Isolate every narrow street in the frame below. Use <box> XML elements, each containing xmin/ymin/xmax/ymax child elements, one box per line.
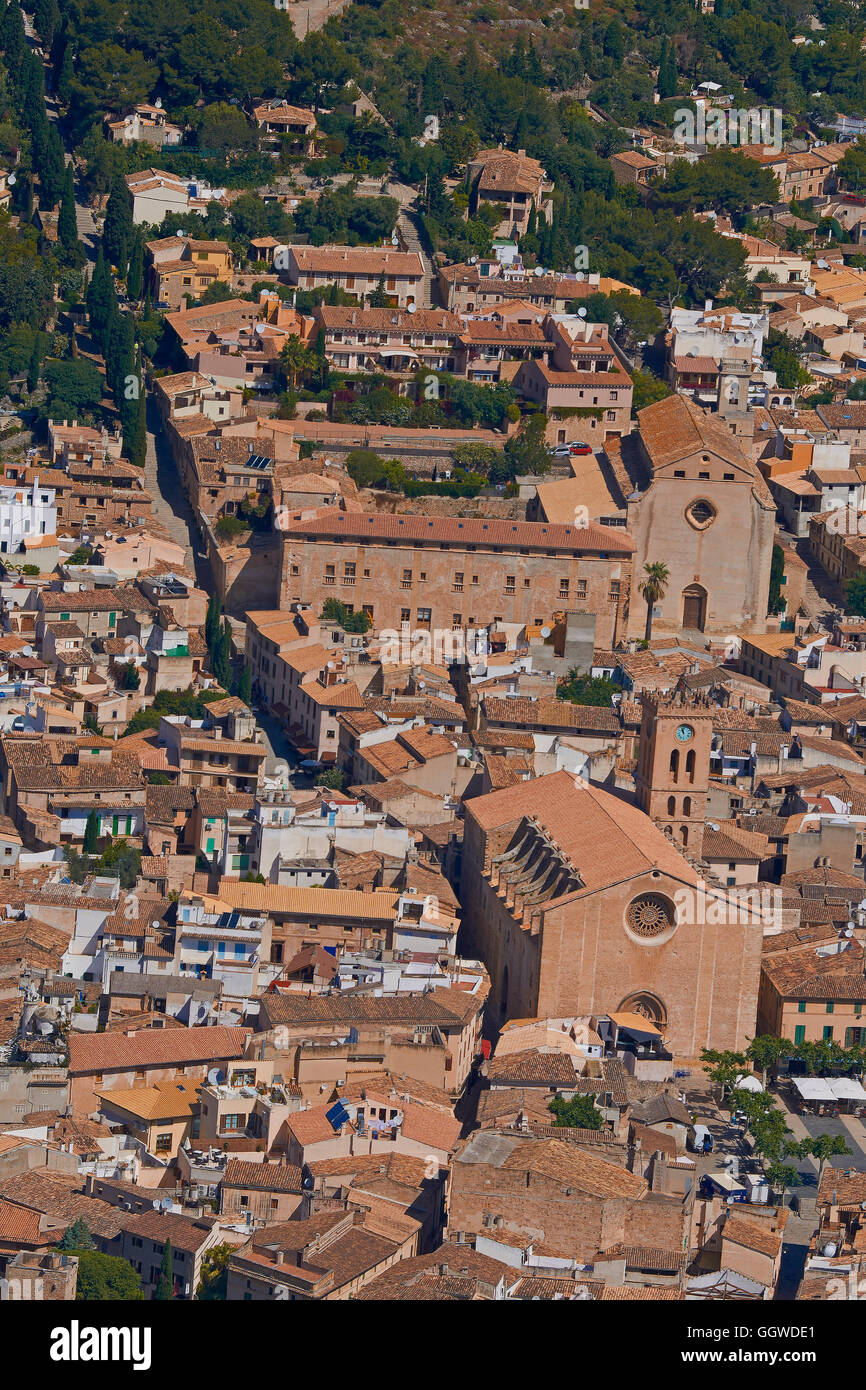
<box><xmin>144</xmin><ymin>397</ymin><xmax>209</xmax><ymax>588</ymax></box>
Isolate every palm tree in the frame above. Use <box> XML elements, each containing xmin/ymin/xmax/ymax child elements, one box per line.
<box><xmin>639</xmin><ymin>561</ymin><xmax>670</xmax><ymax>643</ymax></box>
<box><xmin>280</xmin><ymin>334</ymin><xmax>315</xmax><ymax>390</ymax></box>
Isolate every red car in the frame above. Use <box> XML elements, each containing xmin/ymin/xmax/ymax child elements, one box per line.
<box><xmin>569</xmin><ymin>442</ymin><xmax>592</xmax><ymax>455</ymax></box>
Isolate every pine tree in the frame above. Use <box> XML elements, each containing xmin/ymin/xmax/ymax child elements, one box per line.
<box><xmin>83</xmin><ymin>810</ymin><xmax>99</xmax><ymax>854</ymax></box>
<box><xmin>59</xmin><ymin>1218</ymin><xmax>95</xmax><ymax>1251</ymax></box>
<box><xmin>126</xmin><ymin>232</ymin><xmax>143</xmax><ymax>301</ymax></box>
<box><xmin>155</xmin><ymin>1241</ymin><xmax>173</xmax><ymax>1300</ymax></box>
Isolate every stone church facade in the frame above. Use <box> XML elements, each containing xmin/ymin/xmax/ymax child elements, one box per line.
<box><xmin>459</xmin><ymin>769</ymin><xmax>764</xmax><ymax>1056</ymax></box>
<box><xmin>609</xmin><ymin>394</ymin><xmax>776</xmax><ymax>640</ymax></box>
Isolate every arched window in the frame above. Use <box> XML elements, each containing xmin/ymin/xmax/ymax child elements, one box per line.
<box><xmin>670</xmin><ymin>749</ymin><xmax>679</xmax><ymax>782</ymax></box>
<box><xmin>683</xmin><ymin>795</ymin><xmax>692</xmax><ymax>817</ymax></box>
<box><xmin>686</xmin><ymin>749</ymin><xmax>695</xmax><ymax>784</ymax></box>
<box><xmin>680</xmin><ymin>825</ymin><xmax>689</xmax><ymax>846</ymax></box>
<box><xmin>667</xmin><ymin>795</ymin><xmax>676</xmax><ymax>816</ymax></box>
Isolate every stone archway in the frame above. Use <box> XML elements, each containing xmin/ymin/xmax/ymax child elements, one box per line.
<box><xmin>617</xmin><ymin>991</ymin><xmax>668</xmax><ymax>1030</ymax></box>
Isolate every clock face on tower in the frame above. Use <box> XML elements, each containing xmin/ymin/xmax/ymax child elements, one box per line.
<box><xmin>675</xmin><ymin>724</ymin><xmax>694</xmax><ymax>743</ymax></box>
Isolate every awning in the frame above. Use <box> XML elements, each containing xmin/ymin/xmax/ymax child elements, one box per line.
<box><xmin>793</xmin><ymin>1077</ymin><xmax>835</xmax><ymax>1101</ymax></box>
<box><xmin>735</xmin><ymin>1074</ymin><xmax>764</xmax><ymax>1093</ymax></box>
<box><xmin>829</xmin><ymin>1078</ymin><xmax>866</xmax><ymax>1101</ymax></box>
<box><xmin>609</xmin><ymin>1011</ymin><xmax>662</xmax><ymax>1039</ymax></box>
<box><xmin>793</xmin><ymin>1077</ymin><xmax>866</xmax><ymax>1102</ymax></box>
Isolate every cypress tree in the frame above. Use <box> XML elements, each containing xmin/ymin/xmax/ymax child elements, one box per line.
<box><xmin>55</xmin><ymin>39</ymin><xmax>73</xmax><ymax>105</ymax></box>
<box><xmin>0</xmin><ymin>3</ymin><xmax>26</xmax><ymax>73</ymax></box>
<box><xmin>58</xmin><ymin>162</ymin><xmax>79</xmax><ymax>257</ymax></box>
<box><xmin>213</xmin><ymin>622</ymin><xmax>232</xmax><ymax>690</ymax></box>
<box><xmin>122</xmin><ymin>380</ymin><xmax>146</xmax><ymax>468</ymax></box>
<box><xmin>155</xmin><ymin>1241</ymin><xmax>173</xmax><ymax>1300</ymax></box>
<box><xmin>205</xmin><ymin>594</ymin><xmax>221</xmax><ymax>651</ymax></box>
<box><xmin>36</xmin><ymin>123</ymin><xmax>66</xmax><ymax>208</ymax></box>
<box><xmin>34</xmin><ymin>0</ymin><xmax>60</xmax><ymax>47</ymax></box>
<box><xmin>658</xmin><ymin>38</ymin><xmax>677</xmax><ymax>100</ymax></box>
<box><xmin>83</xmin><ymin>810</ymin><xmax>99</xmax><ymax>854</ymax></box>
<box><xmin>87</xmin><ymin>250</ymin><xmax>113</xmax><ymax>343</ymax></box>
<box><xmin>234</xmin><ymin>664</ymin><xmax>252</xmax><ymax>705</ymax></box>
<box><xmin>104</xmin><ymin>175</ymin><xmax>133</xmax><ymax>277</ymax></box>
<box><xmin>27</xmin><ymin>336</ymin><xmax>42</xmax><ymax>393</ymax></box>
<box><xmin>126</xmin><ymin>232</ymin><xmax>143</xmax><ymax>301</ymax></box>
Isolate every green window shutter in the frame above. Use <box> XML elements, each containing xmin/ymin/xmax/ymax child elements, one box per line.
<box><xmin>112</xmin><ymin>815</ymin><xmax>119</xmax><ymax>836</ymax></box>
<box><xmin>108</xmin><ymin>612</ymin><xmax>116</xmax><ymax>627</ymax></box>
<box><xmin>206</xmin><ymin>838</ymin><xmax>215</xmax><ymax>854</ymax></box>
<box><xmin>794</xmin><ymin>1025</ymin><xmax>805</xmax><ymax>1045</ymax></box>
<box><xmin>823</xmin><ymin>1025</ymin><xmax>834</xmax><ymax>1041</ymax></box>
<box><xmin>60</xmin><ymin>612</ymin><xmax>70</xmax><ymax>622</ymax></box>
<box><xmin>798</xmin><ymin>1001</ymin><xmax>806</xmax><ymax>1013</ymax></box>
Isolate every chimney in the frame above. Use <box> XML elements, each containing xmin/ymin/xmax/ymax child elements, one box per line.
<box><xmin>704</xmin><ymin>299</ymin><xmax>713</xmax><ymax>313</ymax></box>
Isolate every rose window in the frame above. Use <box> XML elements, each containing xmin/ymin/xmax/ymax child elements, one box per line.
<box><xmin>626</xmin><ymin>893</ymin><xmax>674</xmax><ymax>939</ymax></box>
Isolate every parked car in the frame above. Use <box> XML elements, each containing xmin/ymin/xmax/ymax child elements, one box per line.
<box><xmin>569</xmin><ymin>442</ymin><xmax>592</xmax><ymax>455</ymax></box>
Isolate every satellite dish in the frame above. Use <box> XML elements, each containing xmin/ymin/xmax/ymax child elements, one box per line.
<box><xmin>6</xmin><ymin>173</ymin><xmax>15</xmax><ymax>186</ymax></box>
<box><xmin>540</xmin><ymin>626</ymin><xmax>551</xmax><ymax>638</ymax></box>
<box><xmin>534</xmin><ymin>266</ymin><xmax>545</xmax><ymax>277</ymax></box>
<box><xmin>207</xmin><ymin>1067</ymin><xmax>224</xmax><ymax>1086</ymax></box>
<box><xmin>406</xmin><ymin>303</ymin><xmax>417</xmax><ymax>313</ymax></box>
<box><xmin>577</xmin><ymin>307</ymin><xmax>587</xmax><ymax>318</ymax></box>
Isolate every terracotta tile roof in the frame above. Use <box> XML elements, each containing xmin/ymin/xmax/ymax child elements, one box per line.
<box><xmin>203</xmin><ymin>882</ymin><xmax>398</xmax><ymax>920</ymax></box>
<box><xmin>399</xmin><ymin>1104</ymin><xmax>462</xmax><ymax>1154</ymax></box>
<box><xmin>353</xmin><ymin>1244</ymin><xmax>516</xmax><ymax>1299</ymax></box>
<box><xmin>260</xmin><ymin>990</ymin><xmax>476</xmax><ymax>1030</ymax></box>
<box><xmin>600</xmin><ymin>1285</ymin><xmax>683</xmax><ymax>1300</ymax></box>
<box><xmin>497</xmin><ymin>1136</ymin><xmax>646</xmax><ymax>1200</ymax></box>
<box><xmin>0</xmin><ymin>1174</ymin><xmax>124</xmax><ymax>1239</ymax></box>
<box><xmin>702</xmin><ymin>825</ymin><xmax>767</xmax><ymax>861</ymax></box>
<box><xmin>487</xmin><ymin>1050</ymin><xmax>578</xmax><ymax>1087</ymax></box>
<box><xmin>475</xmin><ymin>147</ymin><xmax>548</xmax><ymax>194</ymax></box>
<box><xmin>282</xmin><ymin>509</ymin><xmax>635</xmax><ymax>555</ymax></box>
<box><xmin>465</xmin><ymin>769</ymin><xmax>699</xmax><ymax>896</ymax></box>
<box><xmin>722</xmin><ymin>1215</ymin><xmax>783</xmax><ymax>1259</ymax></box>
<box><xmin>599</xmin><ymin>1242</ymin><xmax>689</xmax><ymax>1271</ymax></box>
<box><xmin>68</xmin><ymin>1025</ymin><xmax>250</xmax><ymax>1076</ymax></box>
<box><xmin>0</xmin><ymin>1197</ymin><xmax>43</xmax><ymax>1244</ymax></box>
<box><xmin>222</xmin><ymin>1160</ymin><xmax>304</xmax><ymax>1193</ymax></box>
<box><xmin>290</xmin><ymin>245</ymin><xmax>423</xmax><ymax>278</ymax></box>
<box><xmin>96</xmin><ymin>1081</ymin><xmax>197</xmax><ymax>1122</ymax></box>
<box><xmin>317</xmin><ymin>306</ymin><xmax>460</xmax><ymax>333</ymax></box>
<box><xmin>118</xmin><ymin>1208</ymin><xmax>217</xmax><ymax>1252</ymax></box>
<box><xmin>484</xmin><ymin>696</ymin><xmax>620</xmax><ymax>732</ymax></box>
<box><xmin>817</xmin><ymin>1169</ymin><xmax>866</xmax><ymax>1206</ymax></box>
